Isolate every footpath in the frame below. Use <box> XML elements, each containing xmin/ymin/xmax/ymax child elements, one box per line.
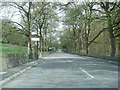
<box><xmin>0</xmin><ymin>59</ymin><xmax>43</xmax><ymax>89</ymax></box>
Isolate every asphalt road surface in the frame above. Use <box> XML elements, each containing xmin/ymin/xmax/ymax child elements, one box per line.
<box><xmin>3</xmin><ymin>52</ymin><xmax>118</xmax><ymax>88</ymax></box>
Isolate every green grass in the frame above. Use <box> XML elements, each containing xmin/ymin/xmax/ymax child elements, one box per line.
<box><xmin>1</xmin><ymin>43</ymin><xmax>28</xmax><ymax>55</ymax></box>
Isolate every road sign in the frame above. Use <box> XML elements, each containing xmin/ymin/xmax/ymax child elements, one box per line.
<box><xmin>32</xmin><ymin>32</ymin><xmax>37</xmax><ymax>35</ymax></box>
<box><xmin>31</xmin><ymin>38</ymin><xmax>40</xmax><ymax>41</ymax></box>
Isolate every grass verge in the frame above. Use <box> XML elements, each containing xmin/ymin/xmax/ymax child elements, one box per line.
<box><xmin>1</xmin><ymin>43</ymin><xmax>28</xmax><ymax>55</ymax></box>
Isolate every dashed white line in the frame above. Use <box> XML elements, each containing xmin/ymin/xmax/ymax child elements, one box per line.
<box><xmin>27</xmin><ymin>66</ymin><xmax>31</xmax><ymax>69</ymax></box>
<box><xmin>80</xmin><ymin>68</ymin><xmax>94</xmax><ymax>79</ymax></box>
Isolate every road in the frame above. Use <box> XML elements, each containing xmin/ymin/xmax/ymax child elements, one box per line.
<box><xmin>3</xmin><ymin>52</ymin><xmax>118</xmax><ymax>88</ymax></box>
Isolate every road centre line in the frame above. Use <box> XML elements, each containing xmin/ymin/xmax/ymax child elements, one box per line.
<box><xmin>80</xmin><ymin>68</ymin><xmax>94</xmax><ymax>79</ymax></box>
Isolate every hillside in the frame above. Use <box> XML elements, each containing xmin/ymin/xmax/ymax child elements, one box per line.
<box><xmin>1</xmin><ymin>43</ymin><xmax>28</xmax><ymax>55</ymax></box>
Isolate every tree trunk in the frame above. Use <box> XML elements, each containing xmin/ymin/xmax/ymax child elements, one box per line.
<box><xmin>73</xmin><ymin>28</ymin><xmax>76</xmax><ymax>53</ymax></box>
<box><xmin>85</xmin><ymin>27</ymin><xmax>89</xmax><ymax>54</ymax></box>
<box><xmin>86</xmin><ymin>39</ymin><xmax>89</xmax><ymax>54</ymax></box>
<box><xmin>100</xmin><ymin>2</ymin><xmax>116</xmax><ymax>57</ymax></box>
<box><xmin>28</xmin><ymin>2</ymin><xmax>33</xmax><ymax>59</ymax></box>
<box><xmin>28</xmin><ymin>36</ymin><xmax>33</xmax><ymax>59</ymax></box>
<box><xmin>44</xmin><ymin>28</ymin><xmax>47</xmax><ymax>52</ymax></box>
<box><xmin>36</xmin><ymin>41</ymin><xmax>39</xmax><ymax>59</ymax></box>
<box><xmin>108</xmin><ymin>19</ymin><xmax>116</xmax><ymax>57</ymax></box>
<box><xmin>39</xmin><ymin>28</ymin><xmax>42</xmax><ymax>57</ymax></box>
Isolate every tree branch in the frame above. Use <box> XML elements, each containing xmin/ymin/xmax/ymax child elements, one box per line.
<box><xmin>88</xmin><ymin>28</ymin><xmax>107</xmax><ymax>46</ymax></box>
<box><xmin>15</xmin><ymin>28</ymin><xmax>29</xmax><ymax>37</ymax></box>
<box><xmin>10</xmin><ymin>21</ymin><xmax>30</xmax><ymax>36</ymax></box>
<box><xmin>19</xmin><ymin>10</ymin><xmax>27</xmax><ymax>26</ymax></box>
<box><xmin>92</xmin><ymin>9</ymin><xmax>105</xmax><ymax>14</ymax></box>
<box><xmin>38</xmin><ymin>14</ymin><xmax>46</xmax><ymax>31</ymax></box>
<box><xmin>10</xmin><ymin>21</ymin><xmax>26</xmax><ymax>30</ymax></box>
<box><xmin>114</xmin><ymin>34</ymin><xmax>120</xmax><ymax>37</ymax></box>
<box><xmin>12</xmin><ymin>2</ymin><xmax>27</xmax><ymax>14</ymax></box>
<box><xmin>113</xmin><ymin>20</ymin><xmax>120</xmax><ymax>28</ymax></box>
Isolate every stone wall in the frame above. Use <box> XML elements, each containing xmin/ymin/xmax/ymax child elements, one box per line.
<box><xmin>1</xmin><ymin>54</ymin><xmax>30</xmax><ymax>70</ymax></box>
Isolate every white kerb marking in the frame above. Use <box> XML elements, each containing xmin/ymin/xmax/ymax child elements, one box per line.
<box><xmin>80</xmin><ymin>68</ymin><xmax>94</xmax><ymax>79</ymax></box>
<box><xmin>0</xmin><ymin>72</ymin><xmax>7</xmax><ymax>75</ymax></box>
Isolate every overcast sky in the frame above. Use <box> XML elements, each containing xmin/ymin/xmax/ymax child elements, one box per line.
<box><xmin>0</xmin><ymin>0</ymin><xmax>118</xmax><ymax>31</ymax></box>
<box><xmin>0</xmin><ymin>2</ymin><xmax>65</xmax><ymax>32</ymax></box>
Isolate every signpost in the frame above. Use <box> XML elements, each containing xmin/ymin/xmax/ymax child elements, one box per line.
<box><xmin>31</xmin><ymin>30</ymin><xmax>42</xmax><ymax>59</ymax></box>
<box><xmin>31</xmin><ymin>38</ymin><xmax>40</xmax><ymax>41</ymax></box>
<box><xmin>31</xmin><ymin>38</ymin><xmax>40</xmax><ymax>59</ymax></box>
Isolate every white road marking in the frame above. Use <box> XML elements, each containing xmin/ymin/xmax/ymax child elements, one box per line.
<box><xmin>27</xmin><ymin>66</ymin><xmax>31</xmax><ymax>69</ymax></box>
<box><xmin>85</xmin><ymin>64</ymin><xmax>98</xmax><ymax>65</ymax></box>
<box><xmin>43</xmin><ymin>57</ymin><xmax>87</xmax><ymax>59</ymax></box>
<box><xmin>80</xmin><ymin>68</ymin><xmax>94</xmax><ymax>79</ymax></box>
<box><xmin>60</xmin><ymin>60</ymin><xmax>73</xmax><ymax>62</ymax></box>
<box><xmin>0</xmin><ymin>72</ymin><xmax>7</xmax><ymax>75</ymax></box>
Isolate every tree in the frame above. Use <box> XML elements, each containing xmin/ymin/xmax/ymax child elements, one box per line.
<box><xmin>2</xmin><ymin>2</ymin><xmax>58</xmax><ymax>58</ymax></box>
<box><xmin>32</xmin><ymin>2</ymin><xmax>58</xmax><ymax>55</ymax></box>
<box><xmin>62</xmin><ymin>2</ymin><xmax>82</xmax><ymax>53</ymax></box>
<box><xmin>2</xmin><ymin>2</ymin><xmax>34</xmax><ymax>59</ymax></box>
<box><xmin>61</xmin><ymin>1</ymin><xmax>120</xmax><ymax>58</ymax></box>
<box><xmin>98</xmin><ymin>2</ymin><xmax>120</xmax><ymax>57</ymax></box>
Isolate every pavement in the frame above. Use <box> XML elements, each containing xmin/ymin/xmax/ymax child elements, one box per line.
<box><xmin>0</xmin><ymin>59</ymin><xmax>42</xmax><ymax>89</ymax></box>
<box><xmin>0</xmin><ymin>52</ymin><xmax>119</xmax><ymax>89</ymax></box>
